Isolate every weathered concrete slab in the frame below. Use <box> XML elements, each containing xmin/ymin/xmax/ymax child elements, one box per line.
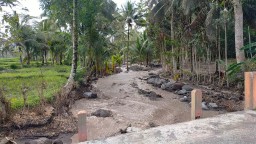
<box><xmin>81</xmin><ymin>111</ymin><xmax>256</xmax><ymax>144</ymax></box>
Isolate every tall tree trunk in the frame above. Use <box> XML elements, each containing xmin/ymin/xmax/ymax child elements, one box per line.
<box><xmin>126</xmin><ymin>25</ymin><xmax>130</xmax><ymax>71</ymax></box>
<box><xmin>67</xmin><ymin>0</ymin><xmax>78</xmax><ymax>85</ymax></box>
<box><xmin>19</xmin><ymin>47</ymin><xmax>23</xmax><ymax>64</ymax></box>
<box><xmin>234</xmin><ymin>0</ymin><xmax>245</xmax><ymax>63</ymax></box>
<box><xmin>225</xmin><ymin>21</ymin><xmax>229</xmax><ymax>87</ymax></box>
<box><xmin>60</xmin><ymin>52</ymin><xmax>63</xmax><ymax>65</ymax></box>
<box><xmin>248</xmin><ymin>26</ymin><xmax>252</xmax><ymax>58</ymax></box>
<box><xmin>26</xmin><ymin>49</ymin><xmax>30</xmax><ymax>65</ymax></box>
<box><xmin>42</xmin><ymin>51</ymin><xmax>44</xmax><ymax>65</ymax></box>
<box><xmin>146</xmin><ymin>52</ymin><xmax>149</xmax><ymax>67</ymax></box>
<box><xmin>171</xmin><ymin>12</ymin><xmax>176</xmax><ymax>73</ymax></box>
<box><xmin>44</xmin><ymin>50</ymin><xmax>47</xmax><ymax>64</ymax></box>
<box><xmin>190</xmin><ymin>44</ymin><xmax>193</xmax><ymax>73</ymax></box>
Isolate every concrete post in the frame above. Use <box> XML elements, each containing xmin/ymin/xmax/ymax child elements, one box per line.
<box><xmin>244</xmin><ymin>72</ymin><xmax>256</xmax><ymax>110</ymax></box>
<box><xmin>191</xmin><ymin>89</ymin><xmax>202</xmax><ymax>120</ymax></box>
<box><xmin>78</xmin><ymin>110</ymin><xmax>87</xmax><ymax>142</ymax></box>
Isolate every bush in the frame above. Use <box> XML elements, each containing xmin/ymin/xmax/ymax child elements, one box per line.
<box><xmin>10</xmin><ymin>64</ymin><xmax>19</xmax><ymax>69</ymax></box>
<box><xmin>35</xmin><ymin>62</ymin><xmax>42</xmax><ymax>67</ymax></box>
<box><xmin>0</xmin><ymin>67</ymin><xmax>5</xmax><ymax>71</ymax></box>
<box><xmin>74</xmin><ymin>68</ymin><xmax>86</xmax><ymax>85</ymax></box>
<box><xmin>22</xmin><ymin>65</ymin><xmax>31</xmax><ymax>68</ymax></box>
<box><xmin>56</xmin><ymin>68</ymin><xmax>68</xmax><ymax>73</ymax></box>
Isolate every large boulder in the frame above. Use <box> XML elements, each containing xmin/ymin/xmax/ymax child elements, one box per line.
<box><xmin>147</xmin><ymin>77</ymin><xmax>167</xmax><ymax>87</ymax></box>
<box><xmin>208</xmin><ymin>103</ymin><xmax>218</xmax><ymax>109</ymax></box>
<box><xmin>165</xmin><ymin>82</ymin><xmax>184</xmax><ymax>92</ymax></box>
<box><xmin>91</xmin><ymin>109</ymin><xmax>112</xmax><ymax>117</ymax></box>
<box><xmin>83</xmin><ymin>92</ymin><xmax>97</xmax><ymax>99</ymax></box>
<box><xmin>138</xmin><ymin>89</ymin><xmax>162</xmax><ymax>100</ymax></box>
<box><xmin>161</xmin><ymin>81</ymin><xmax>175</xmax><ymax>90</ymax></box>
<box><xmin>177</xmin><ymin>89</ymin><xmax>187</xmax><ymax>95</ymax></box>
<box><xmin>147</xmin><ymin>78</ymin><xmax>155</xmax><ymax>84</ymax></box>
<box><xmin>182</xmin><ymin>85</ymin><xmax>193</xmax><ymax>91</ymax></box>
<box><xmin>202</xmin><ymin>102</ymin><xmax>209</xmax><ymax>110</ymax></box>
<box><xmin>153</xmin><ymin>78</ymin><xmax>167</xmax><ymax>87</ymax></box>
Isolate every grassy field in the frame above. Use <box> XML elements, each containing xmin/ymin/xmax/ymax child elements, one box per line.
<box><xmin>0</xmin><ymin>58</ymin><xmax>70</xmax><ymax>109</ymax></box>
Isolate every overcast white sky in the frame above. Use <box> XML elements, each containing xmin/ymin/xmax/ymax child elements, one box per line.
<box><xmin>1</xmin><ymin>0</ymin><xmax>140</xmax><ymax>18</ymax></box>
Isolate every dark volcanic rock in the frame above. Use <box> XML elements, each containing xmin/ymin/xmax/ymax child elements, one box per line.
<box><xmin>83</xmin><ymin>92</ymin><xmax>97</xmax><ymax>99</ymax></box>
<box><xmin>161</xmin><ymin>81</ymin><xmax>175</xmax><ymax>90</ymax></box>
<box><xmin>138</xmin><ymin>89</ymin><xmax>162</xmax><ymax>100</ymax></box>
<box><xmin>177</xmin><ymin>89</ymin><xmax>187</xmax><ymax>95</ymax></box>
<box><xmin>171</xmin><ymin>83</ymin><xmax>184</xmax><ymax>91</ymax></box>
<box><xmin>147</xmin><ymin>78</ymin><xmax>155</xmax><ymax>84</ymax></box>
<box><xmin>182</xmin><ymin>85</ymin><xmax>193</xmax><ymax>91</ymax></box>
<box><xmin>92</xmin><ymin>109</ymin><xmax>112</xmax><ymax>117</ymax></box>
<box><xmin>147</xmin><ymin>77</ymin><xmax>167</xmax><ymax>88</ymax></box>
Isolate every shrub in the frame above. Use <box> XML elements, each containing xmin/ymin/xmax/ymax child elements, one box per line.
<box><xmin>10</xmin><ymin>64</ymin><xmax>19</xmax><ymax>69</ymax></box>
<box><xmin>56</xmin><ymin>68</ymin><xmax>68</xmax><ymax>73</ymax></box>
<box><xmin>74</xmin><ymin>68</ymin><xmax>86</xmax><ymax>85</ymax></box>
<box><xmin>0</xmin><ymin>67</ymin><xmax>5</xmax><ymax>71</ymax></box>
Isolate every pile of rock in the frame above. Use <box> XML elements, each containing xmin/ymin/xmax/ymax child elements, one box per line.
<box><xmin>145</xmin><ymin>73</ymin><xmax>223</xmax><ymax>111</ymax></box>
<box><xmin>147</xmin><ymin>76</ymin><xmax>168</xmax><ymax>88</ymax></box>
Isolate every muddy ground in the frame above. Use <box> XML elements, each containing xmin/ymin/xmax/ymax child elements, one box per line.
<box><xmin>1</xmin><ymin>65</ymin><xmax>244</xmax><ymax>143</ymax></box>
<box><xmin>70</xmin><ymin>67</ymin><xmax>223</xmax><ymax>142</ymax></box>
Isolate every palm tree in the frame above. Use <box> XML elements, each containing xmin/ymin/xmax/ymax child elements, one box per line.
<box><xmin>67</xmin><ymin>0</ymin><xmax>78</xmax><ymax>86</ymax></box>
<box><xmin>3</xmin><ymin>12</ymin><xmax>36</xmax><ymax>64</ymax></box>
<box><xmin>122</xmin><ymin>1</ymin><xmax>146</xmax><ymax>71</ymax></box>
<box><xmin>233</xmin><ymin>0</ymin><xmax>245</xmax><ymax>63</ymax></box>
<box><xmin>0</xmin><ymin>0</ymin><xmax>18</xmax><ymax>7</ymax></box>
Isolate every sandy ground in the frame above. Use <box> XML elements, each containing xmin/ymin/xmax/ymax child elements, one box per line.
<box><xmin>70</xmin><ymin>67</ymin><xmax>222</xmax><ymax>142</ymax></box>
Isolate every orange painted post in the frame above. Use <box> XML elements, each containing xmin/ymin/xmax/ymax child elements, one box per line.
<box><xmin>254</xmin><ymin>73</ymin><xmax>256</xmax><ymax>109</ymax></box>
<box><xmin>191</xmin><ymin>89</ymin><xmax>202</xmax><ymax>120</ymax></box>
<box><xmin>244</xmin><ymin>72</ymin><xmax>256</xmax><ymax>110</ymax></box>
<box><xmin>78</xmin><ymin>110</ymin><xmax>87</xmax><ymax>142</ymax></box>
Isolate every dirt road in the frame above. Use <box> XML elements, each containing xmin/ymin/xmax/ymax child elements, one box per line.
<box><xmin>70</xmin><ymin>67</ymin><xmax>222</xmax><ymax>142</ymax></box>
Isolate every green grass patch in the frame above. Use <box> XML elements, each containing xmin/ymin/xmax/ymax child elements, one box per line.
<box><xmin>0</xmin><ymin>58</ymin><xmax>70</xmax><ymax>109</ymax></box>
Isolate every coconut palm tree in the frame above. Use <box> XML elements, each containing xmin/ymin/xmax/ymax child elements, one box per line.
<box><xmin>122</xmin><ymin>0</ymin><xmax>146</xmax><ymax>71</ymax></box>
<box><xmin>67</xmin><ymin>0</ymin><xmax>78</xmax><ymax>86</ymax></box>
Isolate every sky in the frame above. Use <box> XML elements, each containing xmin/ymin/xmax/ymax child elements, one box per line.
<box><xmin>1</xmin><ymin>0</ymin><xmax>140</xmax><ymax>18</ymax></box>
<box><xmin>0</xmin><ymin>0</ymin><xmax>141</xmax><ymax>33</ymax></box>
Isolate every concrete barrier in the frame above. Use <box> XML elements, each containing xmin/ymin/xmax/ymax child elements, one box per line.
<box><xmin>244</xmin><ymin>72</ymin><xmax>256</xmax><ymax>110</ymax></box>
<box><xmin>191</xmin><ymin>89</ymin><xmax>202</xmax><ymax>120</ymax></box>
<box><xmin>78</xmin><ymin>111</ymin><xmax>87</xmax><ymax>142</ymax></box>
